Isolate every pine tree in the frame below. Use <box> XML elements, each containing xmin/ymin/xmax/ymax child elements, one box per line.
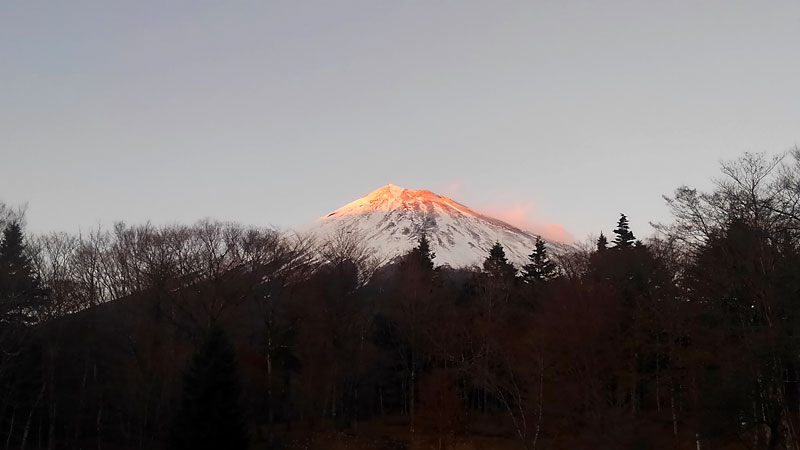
<box><xmin>0</xmin><ymin>222</ymin><xmax>47</xmax><ymax>450</ymax></box>
<box><xmin>405</xmin><ymin>234</ymin><xmax>435</xmax><ymax>272</ymax></box>
<box><xmin>612</xmin><ymin>214</ymin><xmax>636</xmax><ymax>249</ymax></box>
<box><xmin>596</xmin><ymin>232</ymin><xmax>608</xmax><ymax>252</ymax></box>
<box><xmin>171</xmin><ymin>327</ymin><xmax>249</xmax><ymax>450</ymax></box>
<box><xmin>0</xmin><ymin>222</ymin><xmax>46</xmax><ymax>326</ymax></box>
<box><xmin>522</xmin><ymin>237</ymin><xmax>558</xmax><ymax>283</ymax></box>
<box><xmin>483</xmin><ymin>242</ymin><xmax>517</xmax><ymax>280</ymax></box>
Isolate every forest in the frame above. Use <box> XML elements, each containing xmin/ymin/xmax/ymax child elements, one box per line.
<box><xmin>4</xmin><ymin>150</ymin><xmax>800</xmax><ymax>450</ymax></box>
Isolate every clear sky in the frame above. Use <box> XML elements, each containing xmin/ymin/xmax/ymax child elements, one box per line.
<box><xmin>2</xmin><ymin>1</ymin><xmax>799</xmax><ymax>242</ymax></box>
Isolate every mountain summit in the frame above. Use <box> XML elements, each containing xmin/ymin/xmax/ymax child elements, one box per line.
<box><xmin>309</xmin><ymin>184</ymin><xmax>559</xmax><ymax>267</ymax></box>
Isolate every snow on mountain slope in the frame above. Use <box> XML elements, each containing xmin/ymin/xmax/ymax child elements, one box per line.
<box><xmin>307</xmin><ymin>184</ymin><xmax>563</xmax><ymax>268</ymax></box>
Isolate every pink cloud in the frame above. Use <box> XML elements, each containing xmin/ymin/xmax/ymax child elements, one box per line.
<box><xmin>478</xmin><ymin>201</ymin><xmax>573</xmax><ymax>243</ymax></box>
<box><xmin>440</xmin><ymin>181</ymin><xmax>465</xmax><ymax>199</ymax></box>
<box><xmin>436</xmin><ymin>181</ymin><xmax>573</xmax><ymax>243</ymax></box>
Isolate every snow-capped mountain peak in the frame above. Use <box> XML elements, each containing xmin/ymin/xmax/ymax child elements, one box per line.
<box><xmin>310</xmin><ymin>184</ymin><xmax>557</xmax><ymax>268</ymax></box>
<box><xmin>326</xmin><ymin>184</ymin><xmax>477</xmax><ymax>219</ymax></box>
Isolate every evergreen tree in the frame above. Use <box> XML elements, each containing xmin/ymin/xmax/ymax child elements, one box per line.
<box><xmin>522</xmin><ymin>236</ymin><xmax>558</xmax><ymax>283</ymax></box>
<box><xmin>172</xmin><ymin>327</ymin><xmax>249</xmax><ymax>450</ymax></box>
<box><xmin>405</xmin><ymin>234</ymin><xmax>435</xmax><ymax>273</ymax></box>
<box><xmin>0</xmin><ymin>221</ymin><xmax>47</xmax><ymax>450</ymax></box>
<box><xmin>0</xmin><ymin>222</ymin><xmax>46</xmax><ymax>326</ymax></box>
<box><xmin>394</xmin><ymin>234</ymin><xmax>438</xmax><ymax>433</ymax></box>
<box><xmin>596</xmin><ymin>232</ymin><xmax>608</xmax><ymax>252</ymax></box>
<box><xmin>612</xmin><ymin>214</ymin><xmax>636</xmax><ymax>249</ymax></box>
<box><xmin>483</xmin><ymin>242</ymin><xmax>517</xmax><ymax>280</ymax></box>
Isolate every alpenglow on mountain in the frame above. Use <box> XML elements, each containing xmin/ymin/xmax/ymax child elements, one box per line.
<box><xmin>308</xmin><ymin>184</ymin><xmax>562</xmax><ymax>268</ymax></box>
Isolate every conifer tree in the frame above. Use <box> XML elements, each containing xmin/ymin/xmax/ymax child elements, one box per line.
<box><xmin>395</xmin><ymin>234</ymin><xmax>437</xmax><ymax>434</ymax></box>
<box><xmin>171</xmin><ymin>327</ymin><xmax>249</xmax><ymax>450</ymax></box>
<box><xmin>596</xmin><ymin>232</ymin><xmax>608</xmax><ymax>252</ymax></box>
<box><xmin>405</xmin><ymin>234</ymin><xmax>435</xmax><ymax>272</ymax></box>
<box><xmin>483</xmin><ymin>242</ymin><xmax>517</xmax><ymax>280</ymax></box>
<box><xmin>522</xmin><ymin>237</ymin><xmax>558</xmax><ymax>283</ymax></box>
<box><xmin>612</xmin><ymin>214</ymin><xmax>636</xmax><ymax>249</ymax></box>
<box><xmin>0</xmin><ymin>222</ymin><xmax>46</xmax><ymax>326</ymax></box>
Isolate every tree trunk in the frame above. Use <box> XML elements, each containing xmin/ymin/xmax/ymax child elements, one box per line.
<box><xmin>266</xmin><ymin>336</ymin><xmax>273</xmax><ymax>424</ymax></box>
<box><xmin>74</xmin><ymin>354</ymin><xmax>89</xmax><ymax>444</ymax></box>
<box><xmin>20</xmin><ymin>381</ymin><xmax>45</xmax><ymax>450</ymax></box>
<box><xmin>96</xmin><ymin>401</ymin><xmax>103</xmax><ymax>450</ymax></box>
<box><xmin>532</xmin><ymin>356</ymin><xmax>544</xmax><ymax>450</ymax></box>
<box><xmin>5</xmin><ymin>407</ymin><xmax>16</xmax><ymax>450</ymax></box>
<box><xmin>410</xmin><ymin>362</ymin><xmax>415</xmax><ymax>434</ymax></box>
<box><xmin>670</xmin><ymin>383</ymin><xmax>678</xmax><ymax>439</ymax></box>
<box><xmin>47</xmin><ymin>349</ymin><xmax>56</xmax><ymax>450</ymax></box>
<box><xmin>331</xmin><ymin>383</ymin><xmax>336</xmax><ymax>420</ymax></box>
<box><xmin>379</xmin><ymin>385</ymin><xmax>384</xmax><ymax>417</ymax></box>
<box><xmin>655</xmin><ymin>350</ymin><xmax>661</xmax><ymax>412</ymax></box>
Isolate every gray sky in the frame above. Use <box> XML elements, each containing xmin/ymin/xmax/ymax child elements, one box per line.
<box><xmin>2</xmin><ymin>1</ymin><xmax>799</xmax><ymax>242</ymax></box>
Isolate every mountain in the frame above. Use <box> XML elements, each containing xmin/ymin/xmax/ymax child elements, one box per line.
<box><xmin>308</xmin><ymin>184</ymin><xmax>564</xmax><ymax>268</ymax></box>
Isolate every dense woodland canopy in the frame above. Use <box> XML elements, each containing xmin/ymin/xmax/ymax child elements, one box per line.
<box><xmin>4</xmin><ymin>150</ymin><xmax>800</xmax><ymax>449</ymax></box>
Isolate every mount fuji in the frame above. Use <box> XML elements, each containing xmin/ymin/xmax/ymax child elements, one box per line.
<box><xmin>307</xmin><ymin>184</ymin><xmax>564</xmax><ymax>268</ymax></box>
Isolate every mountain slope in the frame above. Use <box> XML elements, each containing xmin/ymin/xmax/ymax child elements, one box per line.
<box><xmin>308</xmin><ymin>184</ymin><xmax>562</xmax><ymax>268</ymax></box>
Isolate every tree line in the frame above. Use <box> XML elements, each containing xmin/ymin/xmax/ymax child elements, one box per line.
<box><xmin>3</xmin><ymin>150</ymin><xmax>800</xmax><ymax>449</ymax></box>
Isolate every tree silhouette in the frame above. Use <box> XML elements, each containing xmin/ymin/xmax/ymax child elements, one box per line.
<box><xmin>0</xmin><ymin>222</ymin><xmax>46</xmax><ymax>326</ymax></box>
<box><xmin>171</xmin><ymin>327</ymin><xmax>249</xmax><ymax>450</ymax></box>
<box><xmin>405</xmin><ymin>234</ymin><xmax>435</xmax><ymax>273</ymax></box>
<box><xmin>483</xmin><ymin>242</ymin><xmax>517</xmax><ymax>281</ymax></box>
<box><xmin>612</xmin><ymin>214</ymin><xmax>636</xmax><ymax>249</ymax></box>
<box><xmin>596</xmin><ymin>232</ymin><xmax>608</xmax><ymax>252</ymax></box>
<box><xmin>522</xmin><ymin>237</ymin><xmax>558</xmax><ymax>283</ymax></box>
